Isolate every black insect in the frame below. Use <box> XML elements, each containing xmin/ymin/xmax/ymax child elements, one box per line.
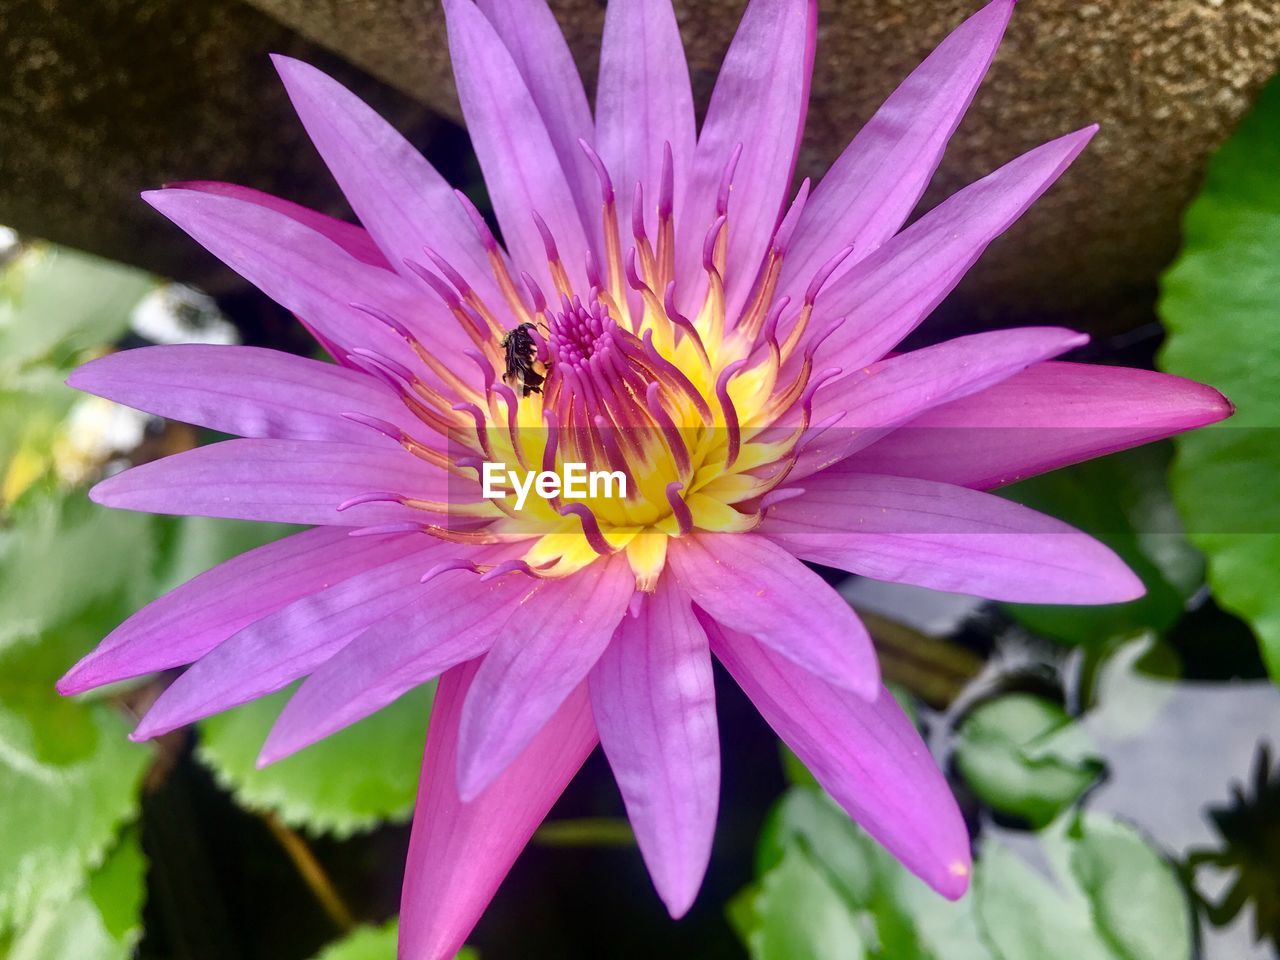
<box><xmin>500</xmin><ymin>322</ymin><xmax>546</xmax><ymax>397</ymax></box>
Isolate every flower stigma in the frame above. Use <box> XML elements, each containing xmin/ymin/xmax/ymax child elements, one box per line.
<box><xmin>345</xmin><ymin>142</ymin><xmax>842</xmax><ymax>591</ymax></box>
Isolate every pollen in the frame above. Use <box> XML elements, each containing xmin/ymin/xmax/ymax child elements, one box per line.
<box><xmin>351</xmin><ymin>143</ymin><xmax>840</xmax><ymax>588</ymax></box>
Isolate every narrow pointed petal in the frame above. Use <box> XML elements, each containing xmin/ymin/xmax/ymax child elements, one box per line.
<box><xmin>67</xmin><ymin>344</ymin><xmax>416</xmax><ymax>443</ymax></box>
<box><xmin>473</xmin><ymin>0</ymin><xmax>598</xmax><ymax>231</ymax></box>
<box><xmin>399</xmin><ymin>660</ymin><xmax>597</xmax><ymax>960</ymax></box>
<box><xmin>258</xmin><ymin>560</ymin><xmax>527</xmax><ymax>763</ymax></box>
<box><xmin>667</xmin><ymin>534</ymin><xmax>879</xmax><ymax>699</ymax></box>
<box><xmin>795</xmin><ymin>327</ymin><xmax>1088</xmax><ymax>477</ymax></box>
<box><xmin>443</xmin><ymin>0</ymin><xmax>589</xmax><ymax>289</ymax></box>
<box><xmin>456</xmin><ymin>555</ymin><xmax>634</xmax><ymax>800</ymax></box>
<box><xmin>596</xmin><ymin>0</ymin><xmax>696</xmax><ymax>237</ymax></box>
<box><xmin>678</xmin><ymin>0</ymin><xmax>817</xmax><ymax>316</ymax></box>
<box><xmin>142</xmin><ymin>188</ymin><xmax>473</xmax><ymax>370</ymax></box>
<box><xmin>806</xmin><ymin>127</ymin><xmax>1097</xmax><ymax>371</ymax></box>
<box><xmin>846</xmin><ymin>361</ymin><xmax>1235</xmax><ymax>489</ymax></box>
<box><xmin>762</xmin><ymin>472</ymin><xmax>1145</xmax><ymax>604</ymax></box>
<box><xmin>57</xmin><ymin>528</ymin><xmax>398</xmax><ymax>693</ymax></box>
<box><xmin>589</xmin><ymin>580</ymin><xmax>718</xmax><ymax>918</ymax></box>
<box><xmin>781</xmin><ymin>0</ymin><xmax>1014</xmax><ymax>294</ymax></box>
<box><xmin>89</xmin><ymin>439</ymin><xmax>454</xmax><ymax>526</ymax></box>
<box><xmin>706</xmin><ymin>621</ymin><xmax>972</xmax><ymax>900</ymax></box>
<box><xmin>172</xmin><ymin>180</ymin><xmax>390</xmax><ymax>268</ymax></box>
<box><xmin>132</xmin><ymin>537</ymin><xmax>453</xmax><ymax>739</ymax></box>
<box><xmin>272</xmin><ymin>56</ymin><xmax>505</xmax><ymax>304</ymax></box>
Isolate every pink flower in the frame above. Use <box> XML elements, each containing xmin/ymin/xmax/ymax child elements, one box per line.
<box><xmin>60</xmin><ymin>0</ymin><xmax>1230</xmax><ymax>955</ymax></box>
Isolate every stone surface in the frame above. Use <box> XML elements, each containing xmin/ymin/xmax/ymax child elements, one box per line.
<box><xmin>4</xmin><ymin>0</ymin><xmax>1279</xmax><ymax>325</ymax></box>
<box><xmin>245</xmin><ymin>0</ymin><xmax>1280</xmax><ymax>328</ymax></box>
<box><xmin>0</xmin><ymin>0</ymin><xmax>435</xmax><ymax>294</ymax></box>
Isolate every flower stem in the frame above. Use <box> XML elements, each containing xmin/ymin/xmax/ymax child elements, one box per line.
<box><xmin>263</xmin><ymin>812</ymin><xmax>356</xmax><ymax>933</ymax></box>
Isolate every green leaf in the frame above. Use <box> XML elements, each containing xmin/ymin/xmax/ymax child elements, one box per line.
<box><xmin>974</xmin><ymin>815</ymin><xmax>1192</xmax><ymax>960</ymax></box>
<box><xmin>0</xmin><ymin>492</ymin><xmax>158</xmax><ymax>653</ymax></box>
<box><xmin>311</xmin><ymin>922</ymin><xmax>398</xmax><ymax>960</ymax></box>
<box><xmin>1158</xmin><ymin>73</ymin><xmax>1280</xmax><ymax>680</ymax></box>
<box><xmin>1067</xmin><ymin>817</ymin><xmax>1193</xmax><ymax>960</ymax></box>
<box><xmin>756</xmin><ymin>787</ymin><xmax>989</xmax><ymax>960</ymax></box>
<box><xmin>974</xmin><ymin>829</ymin><xmax>1111</xmax><ymax>960</ymax></box>
<box><xmin>0</xmin><ymin>830</ymin><xmax>147</xmax><ymax>960</ymax></box>
<box><xmin>954</xmin><ymin>694</ymin><xmax>1101</xmax><ymax>827</ymax></box>
<box><xmin>153</xmin><ymin>515</ymin><xmax>300</xmax><ymax>596</ymax></box>
<box><xmin>0</xmin><ymin>244</ymin><xmax>153</xmax><ymax>377</ymax></box>
<box><xmin>84</xmin><ymin>829</ymin><xmax>147</xmax><ymax>947</ymax></box>
<box><xmin>736</xmin><ymin>845</ymin><xmax>866</xmax><ymax>960</ymax></box>
<box><xmin>757</xmin><ymin>787</ymin><xmax>878</xmax><ymax>907</ymax></box>
<box><xmin>1001</xmin><ymin>445</ymin><xmax>1202</xmax><ymax>645</ymax></box>
<box><xmin>198</xmin><ymin>682</ymin><xmax>434</xmax><ymax>837</ymax></box>
<box><xmin>0</xmin><ymin>627</ymin><xmax>150</xmax><ymax>934</ymax></box>
<box><xmin>310</xmin><ymin>921</ymin><xmax>477</xmax><ymax>960</ymax></box>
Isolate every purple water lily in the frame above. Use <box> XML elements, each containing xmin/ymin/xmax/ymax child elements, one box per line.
<box><xmin>59</xmin><ymin>0</ymin><xmax>1229</xmax><ymax>955</ymax></box>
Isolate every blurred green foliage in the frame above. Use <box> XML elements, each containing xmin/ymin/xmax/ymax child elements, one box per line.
<box><xmin>1160</xmin><ymin>73</ymin><xmax>1280</xmax><ymax>682</ymax></box>
<box><xmin>1</xmin><ymin>831</ymin><xmax>146</xmax><ymax>960</ymax></box>
<box><xmin>733</xmin><ymin>765</ymin><xmax>1192</xmax><ymax>960</ymax></box>
<box><xmin>0</xmin><ymin>244</ymin><xmax>156</xmax><ymax>955</ymax></box>
<box><xmin>1001</xmin><ymin>445</ymin><xmax>1203</xmax><ymax>646</ymax></box>
<box><xmin>198</xmin><ymin>683</ymin><xmax>433</xmax><ymax>838</ymax></box>
<box><xmin>0</xmin><ymin>242</ymin><xmax>438</xmax><ymax>955</ymax></box>
<box><xmin>309</xmin><ymin>920</ymin><xmax>477</xmax><ymax>960</ymax></box>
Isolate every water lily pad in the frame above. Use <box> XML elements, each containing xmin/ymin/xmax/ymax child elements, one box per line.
<box><xmin>974</xmin><ymin>815</ymin><xmax>1193</xmax><ymax>960</ymax></box>
<box><xmin>731</xmin><ymin>843</ymin><xmax>866</xmax><ymax>960</ymax></box>
<box><xmin>752</xmin><ymin>786</ymin><xmax>987</xmax><ymax>960</ymax></box>
<box><xmin>954</xmin><ymin>693</ymin><xmax>1101</xmax><ymax>827</ymax></box>
<box><xmin>1158</xmin><ymin>74</ymin><xmax>1280</xmax><ymax>681</ymax></box>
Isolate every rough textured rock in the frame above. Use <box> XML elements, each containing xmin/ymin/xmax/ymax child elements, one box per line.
<box><xmin>0</xmin><ymin>0</ymin><xmax>435</xmax><ymax>294</ymax></box>
<box><xmin>4</xmin><ymin>0</ymin><xmax>1278</xmax><ymax>325</ymax></box>
<box><xmin>244</xmin><ymin>0</ymin><xmax>1280</xmax><ymax>328</ymax></box>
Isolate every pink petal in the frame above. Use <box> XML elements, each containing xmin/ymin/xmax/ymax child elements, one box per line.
<box><xmin>846</xmin><ymin>361</ymin><xmax>1235</xmax><ymax>489</ymax></box>
<box><xmin>131</xmin><ymin>536</ymin><xmax>455</xmax><ymax>739</ymax></box>
<box><xmin>589</xmin><ymin>579</ymin><xmax>718</xmax><ymax>918</ymax></box>
<box><xmin>142</xmin><ymin>188</ymin><xmax>475</xmax><ymax>374</ymax></box>
<box><xmin>795</xmin><ymin>326</ymin><xmax>1088</xmax><ymax>477</ymax></box>
<box><xmin>761</xmin><ymin>472</ymin><xmax>1145</xmax><ymax>604</ymax></box>
<box><xmin>57</xmin><ymin>527</ymin><xmax>398</xmax><ymax>694</ymax></box>
<box><xmin>258</xmin><ymin>557</ymin><xmax>528</xmax><ymax>764</ymax></box>
<box><xmin>780</xmin><ymin>0</ymin><xmax>1014</xmax><ymax>296</ymax></box>
<box><xmin>472</xmin><ymin>0</ymin><xmax>598</xmax><ymax>233</ymax></box>
<box><xmin>67</xmin><ymin>344</ymin><xmax>416</xmax><ymax>443</ymax></box>
<box><xmin>271</xmin><ymin>56</ymin><xmax>505</xmax><ymax>304</ymax></box>
<box><xmin>443</xmin><ymin>0</ymin><xmax>590</xmax><ymax>291</ymax></box>
<box><xmin>804</xmin><ymin>127</ymin><xmax>1097</xmax><ymax>371</ymax></box>
<box><xmin>456</xmin><ymin>555</ymin><xmax>634</xmax><ymax>800</ymax></box>
<box><xmin>89</xmin><ymin>438</ymin><xmax>458</xmax><ymax>526</ymax></box>
<box><xmin>595</xmin><ymin>0</ymin><xmax>696</xmax><ymax>238</ymax></box>
<box><xmin>677</xmin><ymin>0</ymin><xmax>817</xmax><ymax>318</ymax></box>
<box><xmin>399</xmin><ymin>660</ymin><xmax>596</xmax><ymax>960</ymax></box>
<box><xmin>706</xmin><ymin>620</ymin><xmax>972</xmax><ymax>900</ymax></box>
<box><xmin>666</xmin><ymin>534</ymin><xmax>879</xmax><ymax>699</ymax></box>
<box><xmin>171</xmin><ymin>180</ymin><xmax>390</xmax><ymax>268</ymax></box>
